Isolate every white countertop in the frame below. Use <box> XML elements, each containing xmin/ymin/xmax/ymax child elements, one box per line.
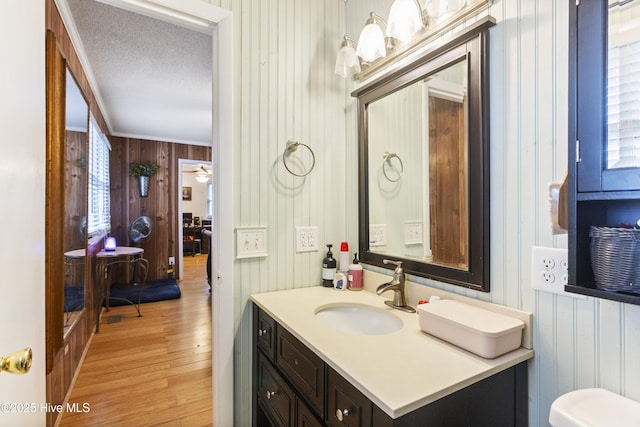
<box><xmin>251</xmin><ymin>286</ymin><xmax>534</xmax><ymax>419</ymax></box>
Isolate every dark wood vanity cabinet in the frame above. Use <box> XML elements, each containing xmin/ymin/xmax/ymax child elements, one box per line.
<box><xmin>253</xmin><ymin>305</ymin><xmax>528</xmax><ymax>427</ymax></box>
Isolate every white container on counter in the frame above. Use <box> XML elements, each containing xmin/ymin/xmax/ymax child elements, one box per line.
<box><xmin>417</xmin><ymin>299</ymin><xmax>524</xmax><ymax>359</ymax></box>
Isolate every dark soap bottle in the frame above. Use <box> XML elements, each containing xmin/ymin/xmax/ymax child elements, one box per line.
<box><xmin>322</xmin><ymin>244</ymin><xmax>337</xmax><ymax>287</ymax></box>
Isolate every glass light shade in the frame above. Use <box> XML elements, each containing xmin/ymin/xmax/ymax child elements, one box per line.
<box><xmin>425</xmin><ymin>0</ymin><xmax>441</xmax><ymax>17</ymax></box>
<box><xmin>335</xmin><ymin>44</ymin><xmax>361</xmax><ymax>77</ymax></box>
<box><xmin>356</xmin><ymin>20</ymin><xmax>387</xmax><ymax>62</ymax></box>
<box><xmin>387</xmin><ymin>0</ymin><xmax>424</xmax><ymax>42</ymax></box>
<box><xmin>196</xmin><ymin>173</ymin><xmax>209</xmax><ymax>183</ymax></box>
<box><xmin>448</xmin><ymin>0</ymin><xmax>466</xmax><ymax>12</ymax></box>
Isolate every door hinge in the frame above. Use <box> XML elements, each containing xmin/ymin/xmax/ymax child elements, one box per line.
<box><xmin>576</xmin><ymin>140</ymin><xmax>581</xmax><ymax>162</ymax></box>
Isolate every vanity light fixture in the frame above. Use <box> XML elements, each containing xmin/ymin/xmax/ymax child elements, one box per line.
<box><xmin>356</xmin><ymin>12</ymin><xmax>389</xmax><ymax>63</ymax></box>
<box><xmin>387</xmin><ymin>0</ymin><xmax>427</xmax><ymax>43</ymax></box>
<box><xmin>334</xmin><ymin>36</ymin><xmax>361</xmax><ymax>78</ymax></box>
<box><xmin>338</xmin><ymin>0</ymin><xmax>483</xmax><ymax>79</ymax></box>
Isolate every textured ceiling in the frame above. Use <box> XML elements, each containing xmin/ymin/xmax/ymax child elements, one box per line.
<box><xmin>66</xmin><ymin>0</ymin><xmax>212</xmax><ymax>145</ymax></box>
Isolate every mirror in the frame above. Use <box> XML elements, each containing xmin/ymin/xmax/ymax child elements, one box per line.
<box><xmin>354</xmin><ymin>18</ymin><xmax>494</xmax><ymax>291</ymax></box>
<box><xmin>63</xmin><ymin>68</ymin><xmax>89</xmax><ymax>335</ymax></box>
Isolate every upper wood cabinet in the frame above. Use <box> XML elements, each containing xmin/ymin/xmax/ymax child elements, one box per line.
<box><xmin>567</xmin><ymin>0</ymin><xmax>640</xmax><ymax>305</ymax></box>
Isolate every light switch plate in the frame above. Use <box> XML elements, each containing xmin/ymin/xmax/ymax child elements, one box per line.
<box><xmin>236</xmin><ymin>227</ymin><xmax>267</xmax><ymax>259</ymax></box>
<box><xmin>370</xmin><ymin>224</ymin><xmax>387</xmax><ymax>247</ymax></box>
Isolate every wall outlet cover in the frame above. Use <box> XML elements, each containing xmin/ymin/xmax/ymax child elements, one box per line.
<box><xmin>236</xmin><ymin>227</ymin><xmax>268</xmax><ymax>259</ymax></box>
<box><xmin>404</xmin><ymin>221</ymin><xmax>423</xmax><ymax>245</ymax></box>
<box><xmin>296</xmin><ymin>226</ymin><xmax>319</xmax><ymax>252</ymax></box>
<box><xmin>531</xmin><ymin>246</ymin><xmax>585</xmax><ymax>299</ymax></box>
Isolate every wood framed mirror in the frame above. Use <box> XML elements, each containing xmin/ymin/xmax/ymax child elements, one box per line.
<box><xmin>353</xmin><ymin>18</ymin><xmax>494</xmax><ymax>291</ymax></box>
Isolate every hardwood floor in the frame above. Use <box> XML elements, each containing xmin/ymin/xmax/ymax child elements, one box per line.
<box><xmin>60</xmin><ymin>255</ymin><xmax>212</xmax><ymax>427</ymax></box>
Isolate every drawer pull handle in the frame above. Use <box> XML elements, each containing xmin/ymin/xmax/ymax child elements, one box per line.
<box><xmin>336</xmin><ymin>408</ymin><xmax>350</xmax><ymax>421</ymax></box>
<box><xmin>258</xmin><ymin>328</ymin><xmax>269</xmax><ymax>337</ymax></box>
<box><xmin>265</xmin><ymin>390</ymin><xmax>276</xmax><ymax>400</ymax></box>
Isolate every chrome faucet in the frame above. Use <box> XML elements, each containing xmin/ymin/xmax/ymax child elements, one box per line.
<box><xmin>376</xmin><ymin>260</ymin><xmax>416</xmax><ymax>313</ymax></box>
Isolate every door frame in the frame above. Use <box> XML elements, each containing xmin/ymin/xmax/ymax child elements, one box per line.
<box><xmin>55</xmin><ymin>1</ymin><xmax>234</xmax><ymax>425</ymax></box>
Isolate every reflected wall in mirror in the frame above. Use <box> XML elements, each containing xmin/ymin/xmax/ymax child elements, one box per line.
<box><xmin>63</xmin><ymin>68</ymin><xmax>89</xmax><ymax>335</ymax></box>
<box><xmin>355</xmin><ymin>18</ymin><xmax>494</xmax><ymax>291</ymax></box>
<box><xmin>607</xmin><ymin>0</ymin><xmax>640</xmax><ymax>170</ymax></box>
<box><xmin>368</xmin><ymin>58</ymin><xmax>468</xmax><ymax>269</ymax></box>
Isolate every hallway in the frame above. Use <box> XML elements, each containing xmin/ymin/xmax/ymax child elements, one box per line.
<box><xmin>59</xmin><ymin>255</ymin><xmax>212</xmax><ymax>426</ymax></box>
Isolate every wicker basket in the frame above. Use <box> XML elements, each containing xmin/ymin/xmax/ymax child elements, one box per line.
<box><xmin>590</xmin><ymin>226</ymin><xmax>640</xmax><ymax>293</ymax></box>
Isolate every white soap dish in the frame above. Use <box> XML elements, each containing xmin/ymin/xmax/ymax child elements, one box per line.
<box><xmin>418</xmin><ymin>299</ymin><xmax>524</xmax><ymax>358</ymax></box>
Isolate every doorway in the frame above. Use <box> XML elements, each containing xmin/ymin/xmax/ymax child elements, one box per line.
<box><xmin>178</xmin><ymin>159</ymin><xmax>213</xmax><ymax>280</ymax></box>
<box><xmin>54</xmin><ymin>1</ymin><xmax>234</xmax><ymax>425</ymax></box>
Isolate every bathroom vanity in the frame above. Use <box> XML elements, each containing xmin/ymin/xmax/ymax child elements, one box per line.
<box><xmin>251</xmin><ymin>287</ymin><xmax>533</xmax><ymax>426</ymax></box>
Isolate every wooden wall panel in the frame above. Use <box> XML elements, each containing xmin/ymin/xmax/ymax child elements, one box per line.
<box><xmin>45</xmin><ymin>1</ymin><xmax>125</xmax><ymax>425</ymax></box>
<box><xmin>109</xmin><ymin>136</ymin><xmax>211</xmax><ymax>283</ymax></box>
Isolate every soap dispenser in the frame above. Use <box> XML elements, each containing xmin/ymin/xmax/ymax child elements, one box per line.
<box><xmin>322</xmin><ymin>244</ymin><xmax>337</xmax><ymax>287</ymax></box>
<box><xmin>348</xmin><ymin>253</ymin><xmax>363</xmax><ymax>290</ymax></box>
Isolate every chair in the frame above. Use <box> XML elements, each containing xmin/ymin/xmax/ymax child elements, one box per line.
<box><xmin>183</xmin><ymin>226</ymin><xmax>201</xmax><ymax>256</ymax></box>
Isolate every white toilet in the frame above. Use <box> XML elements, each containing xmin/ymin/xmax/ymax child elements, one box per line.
<box><xmin>549</xmin><ymin>388</ymin><xmax>640</xmax><ymax>427</ymax></box>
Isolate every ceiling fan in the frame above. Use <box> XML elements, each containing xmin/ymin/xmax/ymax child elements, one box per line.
<box><xmin>184</xmin><ymin>165</ymin><xmax>212</xmax><ymax>183</ymax></box>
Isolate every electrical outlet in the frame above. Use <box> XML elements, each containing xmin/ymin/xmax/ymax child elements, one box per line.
<box><xmin>236</xmin><ymin>227</ymin><xmax>268</xmax><ymax>259</ymax></box>
<box><xmin>296</xmin><ymin>226</ymin><xmax>319</xmax><ymax>252</ymax></box>
<box><xmin>404</xmin><ymin>221</ymin><xmax>423</xmax><ymax>245</ymax></box>
<box><xmin>531</xmin><ymin>246</ymin><xmax>585</xmax><ymax>299</ymax></box>
<box><xmin>370</xmin><ymin>224</ymin><xmax>387</xmax><ymax>247</ymax></box>
<box><xmin>168</xmin><ymin>256</ymin><xmax>175</xmax><ymax>265</ymax></box>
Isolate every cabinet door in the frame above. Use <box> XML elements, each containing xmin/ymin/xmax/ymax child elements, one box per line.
<box><xmin>297</xmin><ymin>397</ymin><xmax>324</xmax><ymax>427</ymax></box>
<box><xmin>276</xmin><ymin>325</ymin><xmax>325</xmax><ymax>415</ymax></box>
<box><xmin>327</xmin><ymin>366</ymin><xmax>372</xmax><ymax>427</ymax></box>
<box><xmin>575</xmin><ymin>0</ymin><xmax>640</xmax><ymax>192</ymax></box>
<box><xmin>256</xmin><ymin>306</ymin><xmax>276</xmax><ymax>361</ymax></box>
<box><xmin>256</xmin><ymin>352</ymin><xmax>295</xmax><ymax>427</ymax></box>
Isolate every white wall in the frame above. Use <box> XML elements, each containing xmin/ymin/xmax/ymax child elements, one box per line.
<box><xmin>181</xmin><ymin>173</ymin><xmax>209</xmax><ymax>220</ymax></box>
<box><xmin>202</xmin><ymin>1</ymin><xmax>347</xmax><ymax>425</ymax></box>
<box><xmin>205</xmin><ymin>1</ymin><xmax>640</xmax><ymax>426</ymax></box>
<box><xmin>0</xmin><ymin>2</ymin><xmax>47</xmax><ymax>425</ymax></box>
<box><xmin>346</xmin><ymin>1</ymin><xmax>640</xmax><ymax>426</ymax></box>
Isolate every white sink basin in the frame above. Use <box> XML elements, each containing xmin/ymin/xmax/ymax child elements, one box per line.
<box><xmin>314</xmin><ymin>303</ymin><xmax>403</xmax><ymax>335</ymax></box>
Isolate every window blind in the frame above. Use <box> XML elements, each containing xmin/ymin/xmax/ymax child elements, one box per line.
<box><xmin>88</xmin><ymin>115</ymin><xmax>111</xmax><ymax>236</ymax></box>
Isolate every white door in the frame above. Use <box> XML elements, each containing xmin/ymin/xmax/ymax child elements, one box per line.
<box><xmin>0</xmin><ymin>2</ymin><xmax>47</xmax><ymax>426</ymax></box>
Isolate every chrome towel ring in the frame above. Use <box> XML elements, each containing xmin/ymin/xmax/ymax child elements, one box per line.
<box><xmin>382</xmin><ymin>152</ymin><xmax>403</xmax><ymax>182</ymax></box>
<box><xmin>283</xmin><ymin>140</ymin><xmax>316</xmax><ymax>177</ymax></box>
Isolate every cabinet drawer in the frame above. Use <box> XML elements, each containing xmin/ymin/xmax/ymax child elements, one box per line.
<box><xmin>256</xmin><ymin>306</ymin><xmax>276</xmax><ymax>361</ymax></box>
<box><xmin>257</xmin><ymin>351</ymin><xmax>295</xmax><ymax>427</ymax></box>
<box><xmin>327</xmin><ymin>366</ymin><xmax>372</xmax><ymax>427</ymax></box>
<box><xmin>276</xmin><ymin>325</ymin><xmax>325</xmax><ymax>415</ymax></box>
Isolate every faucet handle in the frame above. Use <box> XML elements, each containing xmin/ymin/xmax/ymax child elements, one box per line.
<box><xmin>383</xmin><ymin>259</ymin><xmax>403</xmax><ymax>274</ymax></box>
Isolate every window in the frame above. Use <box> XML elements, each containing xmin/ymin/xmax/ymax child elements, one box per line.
<box><xmin>88</xmin><ymin>115</ymin><xmax>111</xmax><ymax>237</ymax></box>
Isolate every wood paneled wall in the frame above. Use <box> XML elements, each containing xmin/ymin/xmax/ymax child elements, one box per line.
<box><xmin>45</xmin><ymin>3</ymin><xmax>210</xmax><ymax>425</ymax></box>
<box><xmin>109</xmin><ymin>136</ymin><xmax>211</xmax><ymax>283</ymax></box>
<box><xmin>46</xmin><ymin>1</ymin><xmax>105</xmax><ymax>426</ymax></box>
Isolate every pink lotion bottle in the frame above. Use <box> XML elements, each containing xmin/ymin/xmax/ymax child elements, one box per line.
<box><xmin>348</xmin><ymin>253</ymin><xmax>363</xmax><ymax>290</ymax></box>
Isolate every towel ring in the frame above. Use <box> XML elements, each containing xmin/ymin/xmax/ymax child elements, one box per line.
<box><xmin>283</xmin><ymin>140</ymin><xmax>316</xmax><ymax>177</ymax></box>
<box><xmin>382</xmin><ymin>152</ymin><xmax>403</xmax><ymax>182</ymax></box>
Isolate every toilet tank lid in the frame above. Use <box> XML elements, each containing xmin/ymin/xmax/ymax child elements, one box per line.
<box><xmin>549</xmin><ymin>388</ymin><xmax>640</xmax><ymax>427</ymax></box>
